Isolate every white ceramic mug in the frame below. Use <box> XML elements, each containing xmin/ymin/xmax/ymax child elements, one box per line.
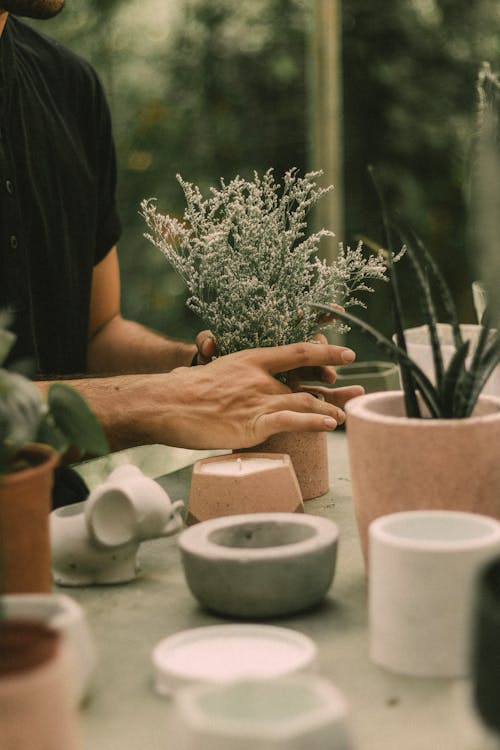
<box><xmin>369</xmin><ymin>510</ymin><xmax>500</xmax><ymax>677</ymax></box>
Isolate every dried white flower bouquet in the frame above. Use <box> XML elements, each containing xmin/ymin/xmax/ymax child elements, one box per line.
<box><xmin>141</xmin><ymin>169</ymin><xmax>388</xmax><ymax>356</ymax></box>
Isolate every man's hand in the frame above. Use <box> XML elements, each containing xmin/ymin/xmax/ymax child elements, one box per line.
<box><xmin>193</xmin><ymin>304</ymin><xmax>344</xmax><ymax>384</ymax></box>
<box><xmin>51</xmin><ymin>341</ymin><xmax>363</xmax><ymax>452</ymax></box>
<box><xmin>100</xmin><ymin>341</ymin><xmax>361</xmax><ymax>451</ymax></box>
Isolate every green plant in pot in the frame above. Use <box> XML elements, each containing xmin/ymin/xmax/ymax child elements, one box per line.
<box><xmin>309</xmin><ymin>87</ymin><xmax>500</xmax><ymax>565</ymax></box>
<box><xmin>311</xmin><ymin>230</ymin><xmax>500</xmax><ymax>565</ymax></box>
<box><xmin>141</xmin><ymin>169</ymin><xmax>390</xmax><ymax>499</ymax></box>
<box><xmin>0</xmin><ymin>312</ymin><xmax>108</xmax><ymax>595</ymax></box>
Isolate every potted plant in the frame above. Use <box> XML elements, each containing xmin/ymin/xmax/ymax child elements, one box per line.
<box><xmin>0</xmin><ymin>313</ymin><xmax>109</xmax><ymax>594</ymax></box>
<box><xmin>312</xmin><ymin>239</ymin><xmax>500</xmax><ymax>565</ymax></box>
<box><xmin>311</xmin><ymin>210</ymin><xmax>500</xmax><ymax>569</ymax></box>
<box><xmin>141</xmin><ymin>168</ymin><xmax>390</xmax><ymax>498</ymax></box>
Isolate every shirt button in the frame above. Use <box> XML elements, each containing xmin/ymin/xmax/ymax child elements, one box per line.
<box><xmin>9</xmin><ymin>235</ymin><xmax>18</xmax><ymax>249</ymax></box>
<box><xmin>5</xmin><ymin>179</ymin><xmax>14</xmax><ymax>195</ymax></box>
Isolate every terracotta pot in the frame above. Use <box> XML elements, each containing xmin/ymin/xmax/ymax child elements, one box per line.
<box><xmin>0</xmin><ymin>444</ymin><xmax>60</xmax><ymax>593</ymax></box>
<box><xmin>0</xmin><ymin>620</ymin><xmax>79</xmax><ymax>749</ymax></box>
<box><xmin>187</xmin><ymin>453</ymin><xmax>303</xmax><ymax>524</ymax></box>
<box><xmin>345</xmin><ymin>391</ymin><xmax>500</xmax><ymax>567</ymax></box>
<box><xmin>239</xmin><ymin>431</ymin><xmax>329</xmax><ymax>500</ymax></box>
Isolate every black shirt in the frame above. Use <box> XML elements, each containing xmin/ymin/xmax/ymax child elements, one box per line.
<box><xmin>0</xmin><ymin>16</ymin><xmax>121</xmax><ymax>375</ymax></box>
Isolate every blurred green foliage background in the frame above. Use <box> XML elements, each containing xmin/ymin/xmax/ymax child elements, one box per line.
<box><xmin>31</xmin><ymin>0</ymin><xmax>500</xmax><ymax>357</ymax></box>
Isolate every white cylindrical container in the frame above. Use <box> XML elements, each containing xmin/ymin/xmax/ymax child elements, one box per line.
<box><xmin>369</xmin><ymin>510</ymin><xmax>500</xmax><ymax>677</ymax></box>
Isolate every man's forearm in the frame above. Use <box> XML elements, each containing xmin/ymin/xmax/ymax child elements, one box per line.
<box><xmin>86</xmin><ymin>315</ymin><xmax>196</xmax><ymax>374</ymax></box>
<box><xmin>35</xmin><ymin>372</ymin><xmax>178</xmax><ymax>452</ymax></box>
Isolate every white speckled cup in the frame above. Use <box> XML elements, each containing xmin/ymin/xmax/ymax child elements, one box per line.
<box><xmin>369</xmin><ymin>510</ymin><xmax>500</xmax><ymax>677</ymax></box>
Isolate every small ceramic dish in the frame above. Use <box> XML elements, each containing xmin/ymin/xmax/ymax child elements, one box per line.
<box><xmin>172</xmin><ymin>674</ymin><xmax>353</xmax><ymax>749</ymax></box>
<box><xmin>152</xmin><ymin>624</ymin><xmax>317</xmax><ymax>696</ymax></box>
<box><xmin>178</xmin><ymin>512</ymin><xmax>339</xmax><ymax>618</ymax></box>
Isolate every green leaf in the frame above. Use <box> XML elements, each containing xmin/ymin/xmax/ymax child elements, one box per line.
<box><xmin>35</xmin><ymin>414</ymin><xmax>69</xmax><ymax>455</ymax></box>
<box><xmin>396</xmin><ymin>229</ymin><xmax>445</xmax><ymax>387</ymax></box>
<box><xmin>366</xmin><ymin>167</ymin><xmax>420</xmax><ymax>417</ymax></box>
<box><xmin>46</xmin><ymin>383</ymin><xmax>109</xmax><ymax>457</ymax></box>
<box><xmin>402</xmin><ymin>225</ymin><xmax>462</xmax><ymax>350</ymax></box>
<box><xmin>309</xmin><ymin>302</ymin><xmax>442</xmax><ymax>417</ymax></box>
<box><xmin>438</xmin><ymin>340</ymin><xmax>470</xmax><ymax>417</ymax></box>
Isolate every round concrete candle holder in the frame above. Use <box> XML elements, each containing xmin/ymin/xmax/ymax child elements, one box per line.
<box><xmin>172</xmin><ymin>675</ymin><xmax>353</xmax><ymax>750</ymax></box>
<box><xmin>187</xmin><ymin>453</ymin><xmax>303</xmax><ymax>525</ymax></box>
<box><xmin>178</xmin><ymin>512</ymin><xmax>339</xmax><ymax>618</ymax></box>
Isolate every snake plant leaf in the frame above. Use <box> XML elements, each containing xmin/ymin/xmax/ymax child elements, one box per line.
<box><xmin>45</xmin><ymin>383</ymin><xmax>108</xmax><ymax>457</ymax></box>
<box><xmin>309</xmin><ymin>302</ymin><xmax>442</xmax><ymax>417</ymax></box>
<box><xmin>470</xmin><ymin>314</ymin><xmax>494</xmax><ymax>373</ymax></box>
<box><xmin>366</xmin><ymin>167</ymin><xmax>421</xmax><ymax>417</ymax></box>
<box><xmin>401</xmin><ymin>225</ymin><xmax>462</xmax><ymax>350</ymax></box>
<box><xmin>395</xmin><ymin>227</ymin><xmax>445</xmax><ymax>387</ymax></box>
<box><xmin>438</xmin><ymin>339</ymin><xmax>471</xmax><ymax>417</ymax></box>
<box><xmin>386</xmin><ymin>250</ymin><xmax>420</xmax><ymax>417</ymax></box>
<box><xmin>358</xmin><ymin>233</ymin><xmax>420</xmax><ymax>415</ymax></box>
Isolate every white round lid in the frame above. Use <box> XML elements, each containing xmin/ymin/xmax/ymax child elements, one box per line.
<box><xmin>152</xmin><ymin>624</ymin><xmax>317</xmax><ymax>696</ymax></box>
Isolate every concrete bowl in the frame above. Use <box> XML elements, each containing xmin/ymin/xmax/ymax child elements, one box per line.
<box><xmin>178</xmin><ymin>512</ymin><xmax>339</xmax><ymax>618</ymax></box>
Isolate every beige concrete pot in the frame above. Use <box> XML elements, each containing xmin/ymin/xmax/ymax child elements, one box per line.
<box><xmin>187</xmin><ymin>453</ymin><xmax>304</xmax><ymax>524</ymax></box>
<box><xmin>345</xmin><ymin>391</ymin><xmax>500</xmax><ymax>567</ymax></box>
<box><xmin>240</xmin><ymin>431</ymin><xmax>330</xmax><ymax>500</ymax></box>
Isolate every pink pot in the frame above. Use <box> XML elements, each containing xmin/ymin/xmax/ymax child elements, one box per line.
<box><xmin>240</xmin><ymin>431</ymin><xmax>330</xmax><ymax>501</ymax></box>
<box><xmin>345</xmin><ymin>391</ymin><xmax>500</xmax><ymax>567</ymax></box>
<box><xmin>187</xmin><ymin>453</ymin><xmax>304</xmax><ymax>524</ymax></box>
<box><xmin>0</xmin><ymin>622</ymin><xmax>79</xmax><ymax>749</ymax></box>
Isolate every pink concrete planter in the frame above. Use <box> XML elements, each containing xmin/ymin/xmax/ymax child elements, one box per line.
<box><xmin>345</xmin><ymin>391</ymin><xmax>500</xmax><ymax>567</ymax></box>
<box><xmin>240</xmin><ymin>431</ymin><xmax>330</xmax><ymax>501</ymax></box>
<box><xmin>187</xmin><ymin>453</ymin><xmax>304</xmax><ymax>524</ymax></box>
